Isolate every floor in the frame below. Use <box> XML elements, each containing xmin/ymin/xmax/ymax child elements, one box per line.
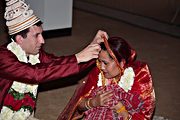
<box><xmin>1</xmin><ymin>9</ymin><xmax>180</xmax><ymax>120</ymax></box>
<box><xmin>34</xmin><ymin>9</ymin><xmax>180</xmax><ymax>120</ymax></box>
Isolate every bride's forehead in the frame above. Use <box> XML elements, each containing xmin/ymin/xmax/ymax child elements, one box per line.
<box><xmin>99</xmin><ymin>50</ymin><xmax>112</xmax><ymax>60</ymax></box>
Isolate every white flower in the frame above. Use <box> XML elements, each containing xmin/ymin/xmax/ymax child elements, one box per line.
<box><xmin>0</xmin><ymin>107</ymin><xmax>14</xmax><ymax>120</ymax></box>
<box><xmin>97</xmin><ymin>67</ymin><xmax>135</xmax><ymax>92</ymax></box>
<box><xmin>97</xmin><ymin>74</ymin><xmax>103</xmax><ymax>87</ymax></box>
<box><xmin>28</xmin><ymin>54</ymin><xmax>40</xmax><ymax>65</ymax></box>
<box><xmin>7</xmin><ymin>40</ymin><xmax>40</xmax><ymax>65</ymax></box>
<box><xmin>13</xmin><ymin>108</ymin><xmax>31</xmax><ymax>120</ymax></box>
<box><xmin>11</xmin><ymin>81</ymin><xmax>38</xmax><ymax>97</ymax></box>
<box><xmin>118</xmin><ymin>67</ymin><xmax>135</xmax><ymax>92</ymax></box>
<box><xmin>11</xmin><ymin>81</ymin><xmax>27</xmax><ymax>93</ymax></box>
<box><xmin>0</xmin><ymin>107</ymin><xmax>31</xmax><ymax>120</ymax></box>
<box><xmin>26</xmin><ymin>84</ymin><xmax>38</xmax><ymax>97</ymax></box>
<box><xmin>7</xmin><ymin>41</ymin><xmax>28</xmax><ymax>63</ymax></box>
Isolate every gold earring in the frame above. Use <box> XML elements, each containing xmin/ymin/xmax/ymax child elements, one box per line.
<box><xmin>96</xmin><ymin>60</ymin><xmax>106</xmax><ymax>87</ymax></box>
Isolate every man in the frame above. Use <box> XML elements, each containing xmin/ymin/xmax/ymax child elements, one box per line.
<box><xmin>0</xmin><ymin>0</ymin><xmax>108</xmax><ymax>119</ymax></box>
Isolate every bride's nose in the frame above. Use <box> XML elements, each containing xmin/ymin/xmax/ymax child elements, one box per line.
<box><xmin>101</xmin><ymin>62</ymin><xmax>105</xmax><ymax>70</ymax></box>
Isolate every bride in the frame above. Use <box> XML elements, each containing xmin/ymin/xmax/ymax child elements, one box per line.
<box><xmin>58</xmin><ymin>36</ymin><xmax>155</xmax><ymax>120</ymax></box>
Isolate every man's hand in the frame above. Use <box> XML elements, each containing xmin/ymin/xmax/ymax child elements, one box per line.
<box><xmin>75</xmin><ymin>30</ymin><xmax>108</xmax><ymax>63</ymax></box>
<box><xmin>75</xmin><ymin>44</ymin><xmax>101</xmax><ymax>63</ymax></box>
<box><xmin>91</xmin><ymin>30</ymin><xmax>108</xmax><ymax>44</ymax></box>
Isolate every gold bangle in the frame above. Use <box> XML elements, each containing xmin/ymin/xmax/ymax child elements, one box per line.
<box><xmin>85</xmin><ymin>98</ymin><xmax>92</xmax><ymax>110</ymax></box>
<box><xmin>87</xmin><ymin>98</ymin><xmax>92</xmax><ymax>109</ymax></box>
<box><xmin>84</xmin><ymin>100</ymin><xmax>89</xmax><ymax>110</ymax></box>
<box><xmin>129</xmin><ymin>115</ymin><xmax>132</xmax><ymax>120</ymax></box>
<box><xmin>116</xmin><ymin>106</ymin><xmax>127</xmax><ymax>113</ymax></box>
<box><xmin>126</xmin><ymin>114</ymin><xmax>132</xmax><ymax>120</ymax></box>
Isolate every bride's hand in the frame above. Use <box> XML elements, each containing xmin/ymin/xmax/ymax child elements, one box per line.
<box><xmin>90</xmin><ymin>89</ymin><xmax>113</xmax><ymax>107</ymax></box>
<box><xmin>111</xmin><ymin>102</ymin><xmax>129</xmax><ymax>119</ymax></box>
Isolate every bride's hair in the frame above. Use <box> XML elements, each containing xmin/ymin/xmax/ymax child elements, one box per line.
<box><xmin>100</xmin><ymin>37</ymin><xmax>137</xmax><ymax>64</ymax></box>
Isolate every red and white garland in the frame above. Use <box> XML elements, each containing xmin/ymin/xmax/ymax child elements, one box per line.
<box><xmin>97</xmin><ymin>67</ymin><xmax>135</xmax><ymax>92</ymax></box>
<box><xmin>0</xmin><ymin>40</ymin><xmax>40</xmax><ymax>120</ymax></box>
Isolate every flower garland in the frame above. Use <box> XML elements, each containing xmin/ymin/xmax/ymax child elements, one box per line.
<box><xmin>6</xmin><ymin>39</ymin><xmax>40</xmax><ymax>65</ymax></box>
<box><xmin>118</xmin><ymin>67</ymin><xmax>135</xmax><ymax>92</ymax></box>
<box><xmin>0</xmin><ymin>40</ymin><xmax>40</xmax><ymax>120</ymax></box>
<box><xmin>97</xmin><ymin>67</ymin><xmax>135</xmax><ymax>92</ymax></box>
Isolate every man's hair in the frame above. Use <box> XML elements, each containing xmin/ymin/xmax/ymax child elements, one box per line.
<box><xmin>10</xmin><ymin>21</ymin><xmax>43</xmax><ymax>40</ymax></box>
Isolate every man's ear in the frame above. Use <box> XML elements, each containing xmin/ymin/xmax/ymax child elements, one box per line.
<box><xmin>15</xmin><ymin>35</ymin><xmax>23</xmax><ymax>44</ymax></box>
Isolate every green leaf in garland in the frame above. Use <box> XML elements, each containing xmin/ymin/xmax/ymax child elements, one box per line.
<box><xmin>21</xmin><ymin>106</ymin><xmax>33</xmax><ymax>113</ymax></box>
<box><xmin>26</xmin><ymin>92</ymin><xmax>36</xmax><ymax>100</ymax></box>
<box><xmin>9</xmin><ymin>88</ymin><xmax>25</xmax><ymax>100</ymax></box>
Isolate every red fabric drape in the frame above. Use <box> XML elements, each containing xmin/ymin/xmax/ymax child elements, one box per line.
<box><xmin>58</xmin><ymin>61</ymin><xmax>155</xmax><ymax>120</ymax></box>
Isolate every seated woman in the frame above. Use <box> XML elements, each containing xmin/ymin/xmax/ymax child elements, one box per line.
<box><xmin>58</xmin><ymin>36</ymin><xmax>155</xmax><ymax>120</ymax></box>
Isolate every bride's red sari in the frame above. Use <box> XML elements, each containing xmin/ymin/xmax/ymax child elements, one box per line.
<box><xmin>58</xmin><ymin>37</ymin><xmax>155</xmax><ymax>120</ymax></box>
<box><xmin>58</xmin><ymin>61</ymin><xmax>155</xmax><ymax>120</ymax></box>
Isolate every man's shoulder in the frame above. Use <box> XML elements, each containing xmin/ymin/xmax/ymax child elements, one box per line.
<box><xmin>0</xmin><ymin>44</ymin><xmax>14</xmax><ymax>57</ymax></box>
<box><xmin>0</xmin><ymin>44</ymin><xmax>8</xmax><ymax>52</ymax></box>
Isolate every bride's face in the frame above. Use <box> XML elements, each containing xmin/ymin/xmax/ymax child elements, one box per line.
<box><xmin>98</xmin><ymin>50</ymin><xmax>120</xmax><ymax>79</ymax></box>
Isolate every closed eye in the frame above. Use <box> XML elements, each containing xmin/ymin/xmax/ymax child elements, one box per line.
<box><xmin>36</xmin><ymin>33</ymin><xmax>41</xmax><ymax>38</ymax></box>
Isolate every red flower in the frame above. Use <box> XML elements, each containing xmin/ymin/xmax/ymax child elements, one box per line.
<box><xmin>23</xmin><ymin>94</ymin><xmax>36</xmax><ymax>109</ymax></box>
<box><xmin>3</xmin><ymin>93</ymin><xmax>36</xmax><ymax>111</ymax></box>
<box><xmin>3</xmin><ymin>94</ymin><xmax>23</xmax><ymax>111</ymax></box>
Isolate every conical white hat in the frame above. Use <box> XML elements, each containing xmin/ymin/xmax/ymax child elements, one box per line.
<box><xmin>4</xmin><ymin>0</ymin><xmax>41</xmax><ymax>35</ymax></box>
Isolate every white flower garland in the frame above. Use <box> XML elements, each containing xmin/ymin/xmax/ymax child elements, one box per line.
<box><xmin>97</xmin><ymin>67</ymin><xmax>135</xmax><ymax>92</ymax></box>
<box><xmin>6</xmin><ymin>39</ymin><xmax>40</xmax><ymax>65</ymax></box>
<box><xmin>0</xmin><ymin>39</ymin><xmax>40</xmax><ymax>120</ymax></box>
<box><xmin>118</xmin><ymin>67</ymin><xmax>135</xmax><ymax>92</ymax></box>
<box><xmin>0</xmin><ymin>107</ymin><xmax>31</xmax><ymax>120</ymax></box>
<box><xmin>97</xmin><ymin>73</ymin><xmax>103</xmax><ymax>87</ymax></box>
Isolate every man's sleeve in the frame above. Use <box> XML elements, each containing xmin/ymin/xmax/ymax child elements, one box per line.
<box><xmin>0</xmin><ymin>49</ymin><xmax>79</xmax><ymax>84</ymax></box>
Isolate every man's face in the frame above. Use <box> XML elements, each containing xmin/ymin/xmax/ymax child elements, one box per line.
<box><xmin>20</xmin><ymin>25</ymin><xmax>44</xmax><ymax>55</ymax></box>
